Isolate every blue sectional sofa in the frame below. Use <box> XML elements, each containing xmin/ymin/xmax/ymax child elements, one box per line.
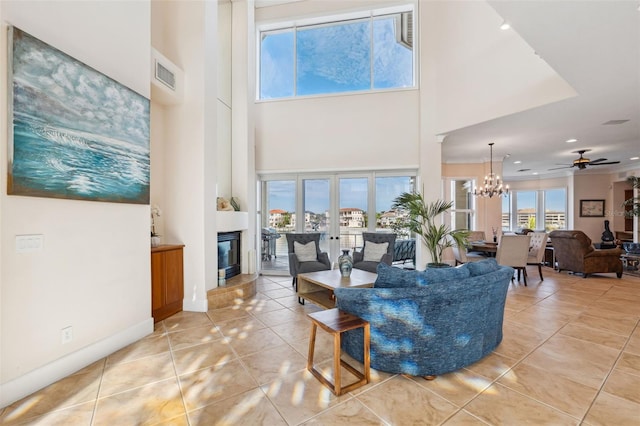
<box><xmin>334</xmin><ymin>259</ymin><xmax>514</xmax><ymax>377</ymax></box>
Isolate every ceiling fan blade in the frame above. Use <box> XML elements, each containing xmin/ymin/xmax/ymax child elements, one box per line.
<box><xmin>548</xmin><ymin>165</ymin><xmax>574</xmax><ymax>170</ymax></box>
<box><xmin>588</xmin><ymin>158</ymin><xmax>608</xmax><ymax>164</ymax></box>
<box><xmin>589</xmin><ymin>161</ymin><xmax>621</xmax><ymax>166</ymax></box>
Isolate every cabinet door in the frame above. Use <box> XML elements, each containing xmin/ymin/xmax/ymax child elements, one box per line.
<box><xmin>164</xmin><ymin>248</ymin><xmax>184</xmax><ymax>306</ymax></box>
<box><xmin>151</xmin><ymin>251</ymin><xmax>165</xmax><ymax>310</ymax></box>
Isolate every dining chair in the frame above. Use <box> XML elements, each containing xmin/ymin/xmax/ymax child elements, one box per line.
<box><xmin>451</xmin><ymin>234</ymin><xmax>486</xmax><ymax>265</ymax></box>
<box><xmin>527</xmin><ymin>232</ymin><xmax>549</xmax><ymax>281</ymax></box>
<box><xmin>452</xmin><ymin>244</ymin><xmax>486</xmax><ymax>265</ymax></box>
<box><xmin>496</xmin><ymin>235</ymin><xmax>532</xmax><ymax>285</ymax></box>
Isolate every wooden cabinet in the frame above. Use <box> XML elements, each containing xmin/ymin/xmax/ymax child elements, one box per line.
<box><xmin>151</xmin><ymin>244</ymin><xmax>185</xmax><ymax>322</ymax></box>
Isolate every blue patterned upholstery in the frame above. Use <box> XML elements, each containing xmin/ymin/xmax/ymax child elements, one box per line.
<box><xmin>334</xmin><ymin>259</ymin><xmax>514</xmax><ymax>376</ymax></box>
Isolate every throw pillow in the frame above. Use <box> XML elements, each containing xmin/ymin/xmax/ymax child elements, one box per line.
<box><xmin>294</xmin><ymin>241</ymin><xmax>317</xmax><ymax>262</ymax></box>
<box><xmin>374</xmin><ymin>263</ymin><xmax>429</xmax><ymax>288</ymax></box>
<box><xmin>363</xmin><ymin>241</ymin><xmax>389</xmax><ymax>262</ymax></box>
<box><xmin>465</xmin><ymin>258</ymin><xmax>500</xmax><ymax>276</ymax></box>
<box><xmin>422</xmin><ymin>265</ymin><xmax>471</xmax><ymax>283</ymax></box>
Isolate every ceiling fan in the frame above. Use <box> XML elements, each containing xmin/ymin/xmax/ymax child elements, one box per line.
<box><xmin>548</xmin><ymin>149</ymin><xmax>620</xmax><ymax>170</ymax></box>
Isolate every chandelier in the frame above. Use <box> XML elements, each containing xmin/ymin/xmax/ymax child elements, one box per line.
<box><xmin>473</xmin><ymin>143</ymin><xmax>509</xmax><ymax>198</ymax></box>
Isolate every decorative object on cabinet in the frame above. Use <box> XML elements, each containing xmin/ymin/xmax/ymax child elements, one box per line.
<box><xmin>7</xmin><ymin>26</ymin><xmax>150</xmax><ymax>204</ymax></box>
<box><xmin>151</xmin><ymin>204</ymin><xmax>161</xmax><ymax>246</ymax></box>
<box><xmin>151</xmin><ymin>245</ymin><xmax>185</xmax><ymax>322</ymax></box>
<box><xmin>230</xmin><ymin>197</ymin><xmax>240</xmax><ymax>211</ymax></box>
<box><xmin>217</xmin><ymin>197</ymin><xmax>234</xmax><ymax>211</ymax></box>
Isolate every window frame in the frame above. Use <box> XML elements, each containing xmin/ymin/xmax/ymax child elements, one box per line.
<box><xmin>504</xmin><ymin>188</ymin><xmax>567</xmax><ymax>232</ymax></box>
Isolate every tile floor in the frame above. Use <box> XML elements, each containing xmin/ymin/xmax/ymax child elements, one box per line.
<box><xmin>1</xmin><ymin>267</ymin><xmax>639</xmax><ymax>425</ymax></box>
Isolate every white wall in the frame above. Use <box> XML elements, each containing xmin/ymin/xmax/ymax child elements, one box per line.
<box><xmin>152</xmin><ymin>0</ymin><xmax>218</xmax><ymax>305</ymax></box>
<box><xmin>433</xmin><ymin>0</ymin><xmax>576</xmax><ymax>134</ymax></box>
<box><xmin>256</xmin><ymin>91</ymin><xmax>420</xmax><ymax>173</ymax></box>
<box><xmin>0</xmin><ymin>1</ymin><xmax>152</xmax><ymax>406</ymax></box>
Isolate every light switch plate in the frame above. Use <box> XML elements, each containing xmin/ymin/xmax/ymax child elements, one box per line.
<box><xmin>16</xmin><ymin>234</ymin><xmax>44</xmax><ymax>253</ymax></box>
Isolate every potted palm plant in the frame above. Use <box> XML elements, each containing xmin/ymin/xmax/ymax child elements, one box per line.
<box><xmin>623</xmin><ymin>176</ymin><xmax>640</xmax><ymax>218</ymax></box>
<box><xmin>392</xmin><ymin>191</ymin><xmax>469</xmax><ymax>268</ymax></box>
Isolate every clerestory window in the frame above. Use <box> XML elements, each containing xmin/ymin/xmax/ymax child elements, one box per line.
<box><xmin>258</xmin><ymin>5</ymin><xmax>415</xmax><ymax>100</ymax></box>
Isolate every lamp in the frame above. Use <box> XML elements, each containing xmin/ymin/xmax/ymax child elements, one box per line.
<box><xmin>474</xmin><ymin>143</ymin><xmax>509</xmax><ymax>198</ymax></box>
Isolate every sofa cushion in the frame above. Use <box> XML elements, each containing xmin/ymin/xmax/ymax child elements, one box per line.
<box><xmin>375</xmin><ymin>262</ymin><xmax>475</xmax><ymax>288</ymax></box>
<box><xmin>293</xmin><ymin>241</ymin><xmax>317</xmax><ymax>262</ymax></box>
<box><xmin>422</xmin><ymin>265</ymin><xmax>471</xmax><ymax>283</ymax></box>
<box><xmin>375</xmin><ymin>263</ymin><xmax>428</xmax><ymax>288</ymax></box>
<box><xmin>363</xmin><ymin>241</ymin><xmax>389</xmax><ymax>262</ymax></box>
<box><xmin>464</xmin><ymin>258</ymin><xmax>500</xmax><ymax>277</ymax></box>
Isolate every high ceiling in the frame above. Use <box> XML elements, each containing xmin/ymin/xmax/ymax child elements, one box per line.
<box><xmin>443</xmin><ymin>1</ymin><xmax>640</xmax><ymax>179</ymax></box>
<box><xmin>254</xmin><ymin>1</ymin><xmax>640</xmax><ymax>179</ymax></box>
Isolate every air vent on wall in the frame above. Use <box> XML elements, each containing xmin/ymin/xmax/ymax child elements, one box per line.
<box><xmin>155</xmin><ymin>61</ymin><xmax>175</xmax><ymax>90</ymax></box>
<box><xmin>151</xmin><ymin>47</ymin><xmax>184</xmax><ymax>105</ymax></box>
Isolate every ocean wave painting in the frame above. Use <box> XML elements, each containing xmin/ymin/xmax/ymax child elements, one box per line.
<box><xmin>8</xmin><ymin>27</ymin><xmax>150</xmax><ymax>204</ymax></box>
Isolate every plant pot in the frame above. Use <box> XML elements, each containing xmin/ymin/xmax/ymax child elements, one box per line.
<box><xmin>151</xmin><ymin>236</ymin><xmax>161</xmax><ymax>247</ymax></box>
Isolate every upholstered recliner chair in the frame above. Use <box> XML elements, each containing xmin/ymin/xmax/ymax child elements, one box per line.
<box><xmin>352</xmin><ymin>232</ymin><xmax>396</xmax><ymax>273</ymax></box>
<box><xmin>286</xmin><ymin>233</ymin><xmax>331</xmax><ymax>293</ymax></box>
<box><xmin>548</xmin><ymin>230</ymin><xmax>623</xmax><ymax>278</ymax></box>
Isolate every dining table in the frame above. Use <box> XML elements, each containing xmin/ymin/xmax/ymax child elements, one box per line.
<box><xmin>468</xmin><ymin>241</ymin><xmax>498</xmax><ymax>257</ymax></box>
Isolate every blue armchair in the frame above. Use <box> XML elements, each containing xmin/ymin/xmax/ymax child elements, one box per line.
<box><xmin>334</xmin><ymin>259</ymin><xmax>514</xmax><ymax>377</ymax></box>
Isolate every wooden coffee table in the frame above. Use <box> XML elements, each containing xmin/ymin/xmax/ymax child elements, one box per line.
<box><xmin>297</xmin><ymin>269</ymin><xmax>377</xmax><ymax>308</ymax></box>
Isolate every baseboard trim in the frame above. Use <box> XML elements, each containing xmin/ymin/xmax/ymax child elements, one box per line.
<box><xmin>183</xmin><ymin>297</ymin><xmax>208</xmax><ymax>312</ymax></box>
<box><xmin>0</xmin><ymin>317</ymin><xmax>154</xmax><ymax>408</ymax></box>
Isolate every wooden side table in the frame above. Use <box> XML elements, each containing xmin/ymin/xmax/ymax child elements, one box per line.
<box><xmin>307</xmin><ymin>308</ymin><xmax>370</xmax><ymax>396</ymax></box>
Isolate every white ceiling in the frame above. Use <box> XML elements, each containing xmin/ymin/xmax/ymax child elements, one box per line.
<box><xmin>443</xmin><ymin>1</ymin><xmax>640</xmax><ymax>179</ymax></box>
<box><xmin>254</xmin><ymin>1</ymin><xmax>640</xmax><ymax>179</ymax></box>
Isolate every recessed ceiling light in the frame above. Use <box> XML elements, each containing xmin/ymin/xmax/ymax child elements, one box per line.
<box><xmin>500</xmin><ymin>20</ymin><xmax>510</xmax><ymax>30</ymax></box>
<box><xmin>532</xmin><ymin>172</ymin><xmax>539</xmax><ymax>175</ymax></box>
<box><xmin>566</xmin><ymin>138</ymin><xmax>577</xmax><ymax>143</ymax></box>
<box><xmin>631</xmin><ymin>157</ymin><xmax>640</xmax><ymax>160</ymax></box>
<box><xmin>514</xmin><ymin>160</ymin><xmax>522</xmax><ymax>164</ymax></box>
<box><xmin>602</xmin><ymin>119</ymin><xmax>630</xmax><ymax>125</ymax></box>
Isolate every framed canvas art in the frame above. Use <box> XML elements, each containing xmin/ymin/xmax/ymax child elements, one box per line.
<box><xmin>7</xmin><ymin>26</ymin><xmax>150</xmax><ymax>204</ymax></box>
<box><xmin>580</xmin><ymin>199</ymin><xmax>605</xmax><ymax>217</ymax></box>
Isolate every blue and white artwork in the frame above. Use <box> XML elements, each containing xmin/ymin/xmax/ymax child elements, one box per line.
<box><xmin>8</xmin><ymin>27</ymin><xmax>150</xmax><ymax>204</ymax></box>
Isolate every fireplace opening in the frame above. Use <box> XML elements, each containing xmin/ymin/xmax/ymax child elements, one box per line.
<box><xmin>218</xmin><ymin>231</ymin><xmax>241</xmax><ymax>279</ymax></box>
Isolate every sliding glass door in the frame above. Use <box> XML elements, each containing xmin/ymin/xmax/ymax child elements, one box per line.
<box><xmin>259</xmin><ymin>171</ymin><xmax>416</xmax><ymax>274</ymax></box>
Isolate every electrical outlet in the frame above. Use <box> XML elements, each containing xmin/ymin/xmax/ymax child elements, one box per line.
<box><xmin>61</xmin><ymin>326</ymin><xmax>73</xmax><ymax>344</ymax></box>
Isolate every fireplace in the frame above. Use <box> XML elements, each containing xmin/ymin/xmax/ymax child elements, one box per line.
<box><xmin>218</xmin><ymin>231</ymin><xmax>241</xmax><ymax>279</ymax></box>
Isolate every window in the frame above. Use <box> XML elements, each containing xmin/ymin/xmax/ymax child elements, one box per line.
<box><xmin>516</xmin><ymin>191</ymin><xmax>537</xmax><ymax>230</ymax></box>
<box><xmin>259</xmin><ymin>6</ymin><xmax>414</xmax><ymax>100</ymax></box>
<box><xmin>544</xmin><ymin>188</ymin><xmax>566</xmax><ymax>231</ymax></box>
<box><xmin>503</xmin><ymin>188</ymin><xmax>567</xmax><ymax>231</ymax></box>
<box><xmin>449</xmin><ymin>179</ymin><xmax>475</xmax><ymax>230</ymax></box>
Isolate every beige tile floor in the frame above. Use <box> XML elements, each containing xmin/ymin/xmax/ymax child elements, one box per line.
<box><xmin>2</xmin><ymin>267</ymin><xmax>640</xmax><ymax>425</ymax></box>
